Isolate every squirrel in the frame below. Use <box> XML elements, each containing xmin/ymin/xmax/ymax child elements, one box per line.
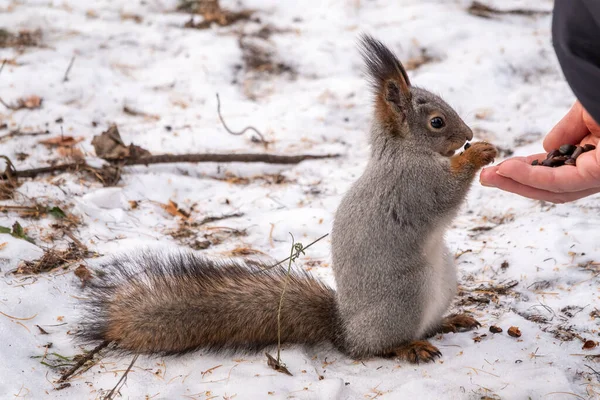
<box><xmin>75</xmin><ymin>35</ymin><xmax>497</xmax><ymax>364</ymax></box>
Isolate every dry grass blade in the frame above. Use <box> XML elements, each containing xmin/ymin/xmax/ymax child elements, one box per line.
<box><xmin>63</xmin><ymin>56</ymin><xmax>75</xmax><ymax>82</ymax></box>
<box><xmin>260</xmin><ymin>233</ymin><xmax>329</xmax><ymax>272</ymax></box>
<box><xmin>57</xmin><ymin>341</ymin><xmax>110</xmax><ymax>383</ymax></box>
<box><xmin>16</xmin><ymin>242</ymin><xmax>94</xmax><ymax>274</ymax></box>
<box><xmin>104</xmin><ymin>354</ymin><xmax>139</xmax><ymax>400</ymax></box>
<box><xmin>216</xmin><ymin>93</ymin><xmax>265</xmax><ymax>143</ymax></box>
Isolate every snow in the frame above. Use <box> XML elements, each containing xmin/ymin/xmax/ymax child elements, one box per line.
<box><xmin>1</xmin><ymin>0</ymin><xmax>599</xmax><ymax>399</ymax></box>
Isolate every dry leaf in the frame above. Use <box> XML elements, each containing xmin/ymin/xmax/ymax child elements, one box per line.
<box><xmin>57</xmin><ymin>146</ymin><xmax>84</xmax><ymax>160</ymax></box>
<box><xmin>0</xmin><ymin>242</ymin><xmax>7</xmax><ymax>250</ymax></box>
<box><xmin>161</xmin><ymin>200</ymin><xmax>190</xmax><ymax>219</ymax></box>
<box><xmin>475</xmin><ymin>108</ymin><xmax>493</xmax><ymax>120</ymax></box>
<box><xmin>91</xmin><ymin>124</ymin><xmax>151</xmax><ymax>160</ymax></box>
<box><xmin>74</xmin><ymin>264</ymin><xmax>92</xmax><ymax>287</ymax></box>
<box><xmin>40</xmin><ymin>136</ymin><xmax>84</xmax><ymax>147</ymax></box>
<box><xmin>21</xmin><ymin>95</ymin><xmax>42</xmax><ymax>109</ymax></box>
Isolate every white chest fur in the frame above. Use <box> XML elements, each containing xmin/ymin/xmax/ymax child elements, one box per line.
<box><xmin>416</xmin><ymin>224</ymin><xmax>457</xmax><ymax>337</ymax></box>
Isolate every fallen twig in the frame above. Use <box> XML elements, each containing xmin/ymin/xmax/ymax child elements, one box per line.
<box><xmin>123</xmin><ymin>153</ymin><xmax>339</xmax><ymax>165</ymax></box>
<box><xmin>216</xmin><ymin>93</ymin><xmax>266</xmax><ymax>143</ymax></box>
<box><xmin>199</xmin><ymin>212</ymin><xmax>244</xmax><ymax>226</ymax></box>
<box><xmin>63</xmin><ymin>56</ymin><xmax>75</xmax><ymax>82</ymax></box>
<box><xmin>467</xmin><ymin>1</ymin><xmax>551</xmax><ymax>18</ymax></box>
<box><xmin>57</xmin><ymin>341</ymin><xmax>110</xmax><ymax>383</ymax></box>
<box><xmin>0</xmin><ymin>152</ymin><xmax>339</xmax><ymax>181</ymax></box>
<box><xmin>0</xmin><ymin>129</ymin><xmax>50</xmax><ymax>143</ymax></box>
<box><xmin>0</xmin><ymin>160</ymin><xmax>87</xmax><ymax>179</ymax></box>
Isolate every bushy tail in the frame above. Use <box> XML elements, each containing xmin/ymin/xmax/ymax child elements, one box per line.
<box><xmin>77</xmin><ymin>251</ymin><xmax>340</xmax><ymax>355</ymax></box>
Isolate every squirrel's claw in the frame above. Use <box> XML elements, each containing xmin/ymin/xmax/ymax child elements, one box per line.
<box><xmin>440</xmin><ymin>314</ymin><xmax>481</xmax><ymax>333</ymax></box>
<box><xmin>392</xmin><ymin>340</ymin><xmax>442</xmax><ymax>364</ymax></box>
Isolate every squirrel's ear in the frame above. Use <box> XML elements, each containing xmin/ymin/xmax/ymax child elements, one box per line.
<box><xmin>359</xmin><ymin>34</ymin><xmax>412</xmax><ymax>125</ymax></box>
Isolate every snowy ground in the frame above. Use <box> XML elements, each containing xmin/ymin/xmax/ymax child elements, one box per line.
<box><xmin>1</xmin><ymin>0</ymin><xmax>600</xmax><ymax>399</ymax></box>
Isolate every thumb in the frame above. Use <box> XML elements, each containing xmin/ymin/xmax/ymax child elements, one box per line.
<box><xmin>543</xmin><ymin>101</ymin><xmax>590</xmax><ymax>152</ymax></box>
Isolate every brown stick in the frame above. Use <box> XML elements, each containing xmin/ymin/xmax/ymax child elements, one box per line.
<box><xmin>467</xmin><ymin>1</ymin><xmax>550</xmax><ymax>18</ymax></box>
<box><xmin>1</xmin><ymin>161</ymin><xmax>87</xmax><ymax>179</ymax></box>
<box><xmin>123</xmin><ymin>153</ymin><xmax>339</xmax><ymax>166</ymax></box>
<box><xmin>1</xmin><ymin>153</ymin><xmax>340</xmax><ymax>181</ymax></box>
<box><xmin>0</xmin><ymin>129</ymin><xmax>50</xmax><ymax>143</ymax></box>
<box><xmin>58</xmin><ymin>341</ymin><xmax>110</xmax><ymax>383</ymax></box>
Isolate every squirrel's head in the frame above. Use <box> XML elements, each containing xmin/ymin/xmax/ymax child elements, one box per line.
<box><xmin>359</xmin><ymin>34</ymin><xmax>473</xmax><ymax>157</ymax></box>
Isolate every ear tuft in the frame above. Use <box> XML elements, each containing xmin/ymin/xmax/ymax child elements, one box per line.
<box><xmin>358</xmin><ymin>34</ymin><xmax>411</xmax><ymax>100</ymax></box>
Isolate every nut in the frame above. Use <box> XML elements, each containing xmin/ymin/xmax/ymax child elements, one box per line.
<box><xmin>489</xmin><ymin>325</ymin><xmax>503</xmax><ymax>334</ymax></box>
<box><xmin>507</xmin><ymin>326</ymin><xmax>521</xmax><ymax>338</ymax></box>
<box><xmin>534</xmin><ymin>143</ymin><xmax>595</xmax><ymax>168</ymax></box>
<box><xmin>559</xmin><ymin>144</ymin><xmax>577</xmax><ymax>156</ymax></box>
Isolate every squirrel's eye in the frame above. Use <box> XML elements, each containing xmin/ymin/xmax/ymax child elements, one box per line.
<box><xmin>430</xmin><ymin>117</ymin><xmax>444</xmax><ymax>129</ymax></box>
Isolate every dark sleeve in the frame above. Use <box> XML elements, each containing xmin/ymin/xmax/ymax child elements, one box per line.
<box><xmin>552</xmin><ymin>0</ymin><xmax>600</xmax><ymax>123</ymax></box>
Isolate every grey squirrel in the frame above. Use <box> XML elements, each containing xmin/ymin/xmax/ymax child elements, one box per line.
<box><xmin>76</xmin><ymin>35</ymin><xmax>497</xmax><ymax>364</ymax></box>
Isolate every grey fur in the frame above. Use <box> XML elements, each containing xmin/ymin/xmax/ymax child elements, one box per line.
<box><xmin>331</xmin><ymin>35</ymin><xmax>484</xmax><ymax>358</ymax></box>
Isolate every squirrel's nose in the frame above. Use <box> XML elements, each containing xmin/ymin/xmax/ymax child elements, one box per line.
<box><xmin>465</xmin><ymin>127</ymin><xmax>474</xmax><ymax>141</ymax></box>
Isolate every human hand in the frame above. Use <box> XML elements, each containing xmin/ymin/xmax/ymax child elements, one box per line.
<box><xmin>479</xmin><ymin>101</ymin><xmax>600</xmax><ymax>203</ymax></box>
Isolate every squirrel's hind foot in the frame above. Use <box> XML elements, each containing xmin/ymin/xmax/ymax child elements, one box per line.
<box><xmin>389</xmin><ymin>340</ymin><xmax>441</xmax><ymax>364</ymax></box>
<box><xmin>439</xmin><ymin>313</ymin><xmax>481</xmax><ymax>334</ymax></box>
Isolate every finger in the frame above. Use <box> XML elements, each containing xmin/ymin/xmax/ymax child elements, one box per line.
<box><xmin>543</xmin><ymin>101</ymin><xmax>590</xmax><ymax>152</ymax></box>
<box><xmin>496</xmin><ymin>153</ymin><xmax>599</xmax><ymax>192</ymax></box>
<box><xmin>480</xmin><ymin>173</ymin><xmax>600</xmax><ymax>203</ymax></box>
<box><xmin>480</xmin><ymin>154</ymin><xmax>545</xmax><ymax>185</ymax></box>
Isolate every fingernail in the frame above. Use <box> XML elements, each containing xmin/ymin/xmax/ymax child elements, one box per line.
<box><xmin>496</xmin><ymin>170</ymin><xmax>507</xmax><ymax>177</ymax></box>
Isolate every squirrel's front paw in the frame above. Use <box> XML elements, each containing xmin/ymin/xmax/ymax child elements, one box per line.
<box><xmin>464</xmin><ymin>142</ymin><xmax>497</xmax><ymax>169</ymax></box>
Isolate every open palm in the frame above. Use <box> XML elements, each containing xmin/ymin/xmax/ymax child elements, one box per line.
<box><xmin>480</xmin><ymin>101</ymin><xmax>600</xmax><ymax>203</ymax></box>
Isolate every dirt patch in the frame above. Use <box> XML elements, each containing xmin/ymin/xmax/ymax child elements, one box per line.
<box><xmin>0</xmin><ymin>28</ymin><xmax>42</xmax><ymax>48</ymax></box>
<box><xmin>16</xmin><ymin>242</ymin><xmax>94</xmax><ymax>274</ymax></box>
<box><xmin>180</xmin><ymin>0</ymin><xmax>254</xmax><ymax>30</ymax></box>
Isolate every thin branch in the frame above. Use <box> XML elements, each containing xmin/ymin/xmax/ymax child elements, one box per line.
<box><xmin>1</xmin><ymin>153</ymin><xmax>340</xmax><ymax>181</ymax></box>
<box><xmin>216</xmin><ymin>93</ymin><xmax>266</xmax><ymax>143</ymax></box>
<box><xmin>198</xmin><ymin>212</ymin><xmax>244</xmax><ymax>226</ymax></box>
<box><xmin>260</xmin><ymin>233</ymin><xmax>329</xmax><ymax>272</ymax></box>
<box><xmin>0</xmin><ymin>59</ymin><xmax>6</xmax><ymax>76</ymax></box>
<box><xmin>58</xmin><ymin>341</ymin><xmax>110</xmax><ymax>383</ymax></box>
<box><xmin>123</xmin><ymin>153</ymin><xmax>339</xmax><ymax>165</ymax></box>
<box><xmin>1</xmin><ymin>160</ymin><xmax>87</xmax><ymax>179</ymax></box>
<box><xmin>277</xmin><ymin>233</ymin><xmax>296</xmax><ymax>362</ymax></box>
<box><xmin>104</xmin><ymin>354</ymin><xmax>138</xmax><ymax>400</ymax></box>
<box><xmin>0</xmin><ymin>129</ymin><xmax>50</xmax><ymax>143</ymax></box>
<box><xmin>63</xmin><ymin>56</ymin><xmax>76</xmax><ymax>83</ymax></box>
<box><xmin>467</xmin><ymin>1</ymin><xmax>551</xmax><ymax>18</ymax></box>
